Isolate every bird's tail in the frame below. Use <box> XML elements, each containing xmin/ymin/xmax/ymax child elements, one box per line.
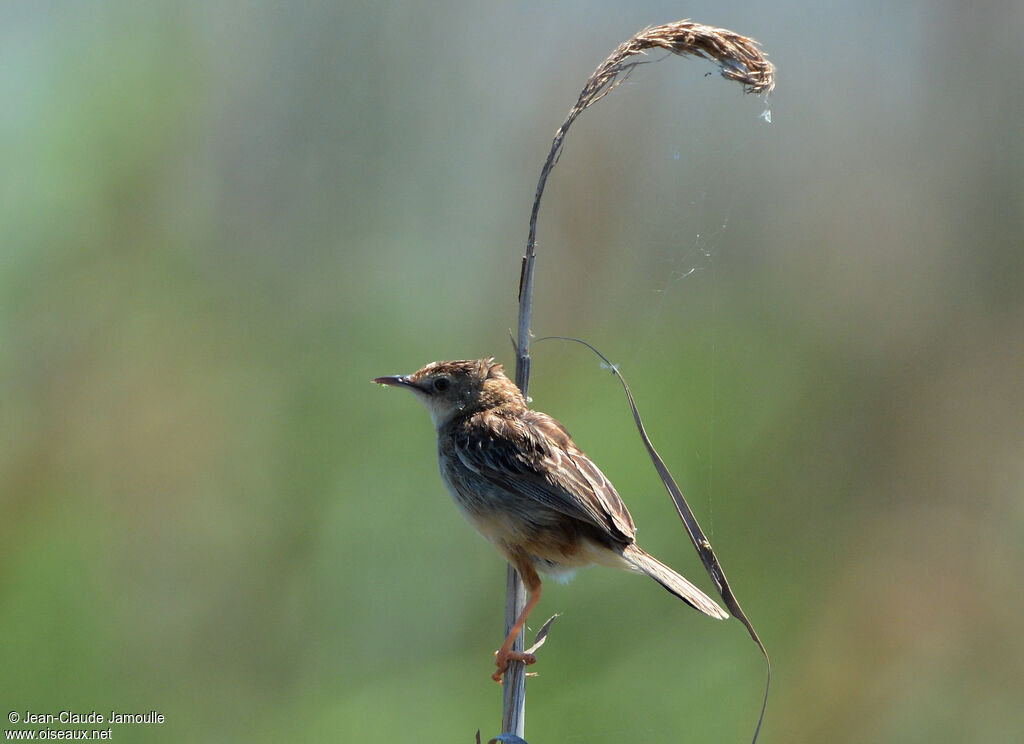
<box><xmin>622</xmin><ymin>543</ymin><xmax>729</xmax><ymax>620</ymax></box>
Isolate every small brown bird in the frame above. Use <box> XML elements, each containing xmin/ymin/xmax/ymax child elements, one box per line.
<box><xmin>373</xmin><ymin>358</ymin><xmax>727</xmax><ymax>681</ymax></box>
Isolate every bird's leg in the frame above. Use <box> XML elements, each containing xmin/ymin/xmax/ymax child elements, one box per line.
<box><xmin>493</xmin><ymin>559</ymin><xmax>542</xmax><ymax>683</ymax></box>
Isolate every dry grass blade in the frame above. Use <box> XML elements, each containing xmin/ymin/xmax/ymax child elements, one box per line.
<box><xmin>534</xmin><ymin>336</ymin><xmax>771</xmax><ymax>744</ymax></box>
<box><xmin>524</xmin><ymin>614</ymin><xmax>560</xmax><ymax>655</ymax></box>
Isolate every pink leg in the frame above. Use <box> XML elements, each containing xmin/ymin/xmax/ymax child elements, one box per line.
<box><xmin>492</xmin><ymin>558</ymin><xmax>543</xmax><ymax>683</ymax></box>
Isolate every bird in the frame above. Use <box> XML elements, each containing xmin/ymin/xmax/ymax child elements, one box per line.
<box><xmin>373</xmin><ymin>358</ymin><xmax>727</xmax><ymax>681</ymax></box>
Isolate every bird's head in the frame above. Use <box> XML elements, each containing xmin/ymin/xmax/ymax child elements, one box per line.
<box><xmin>373</xmin><ymin>358</ymin><xmax>524</xmax><ymax>428</ymax></box>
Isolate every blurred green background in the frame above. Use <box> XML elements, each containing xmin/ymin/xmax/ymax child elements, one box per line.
<box><xmin>2</xmin><ymin>1</ymin><xmax>1022</xmax><ymax>742</ymax></box>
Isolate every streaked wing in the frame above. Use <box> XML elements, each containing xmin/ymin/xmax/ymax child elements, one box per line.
<box><xmin>451</xmin><ymin>409</ymin><xmax>636</xmax><ymax>542</ymax></box>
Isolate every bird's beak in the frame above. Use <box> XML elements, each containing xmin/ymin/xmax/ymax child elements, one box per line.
<box><xmin>372</xmin><ymin>374</ymin><xmax>417</xmax><ymax>389</ymax></box>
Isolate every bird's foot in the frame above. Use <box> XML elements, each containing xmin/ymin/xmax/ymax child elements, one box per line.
<box><xmin>492</xmin><ymin>649</ymin><xmax>537</xmax><ymax>683</ymax></box>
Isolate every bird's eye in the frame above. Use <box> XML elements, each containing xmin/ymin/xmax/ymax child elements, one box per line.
<box><xmin>432</xmin><ymin>377</ymin><xmax>451</xmax><ymax>393</ymax></box>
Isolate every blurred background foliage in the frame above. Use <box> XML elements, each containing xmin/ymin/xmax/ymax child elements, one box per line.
<box><xmin>2</xmin><ymin>1</ymin><xmax>1022</xmax><ymax>742</ymax></box>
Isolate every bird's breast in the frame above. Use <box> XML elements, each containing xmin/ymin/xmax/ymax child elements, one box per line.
<box><xmin>436</xmin><ymin>445</ymin><xmax>629</xmax><ymax>573</ymax></box>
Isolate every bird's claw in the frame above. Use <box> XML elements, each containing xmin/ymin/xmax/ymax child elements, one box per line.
<box><xmin>492</xmin><ymin>650</ymin><xmax>537</xmax><ymax>683</ymax></box>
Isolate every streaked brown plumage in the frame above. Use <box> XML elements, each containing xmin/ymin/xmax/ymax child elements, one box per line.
<box><xmin>373</xmin><ymin>358</ymin><xmax>727</xmax><ymax>681</ymax></box>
